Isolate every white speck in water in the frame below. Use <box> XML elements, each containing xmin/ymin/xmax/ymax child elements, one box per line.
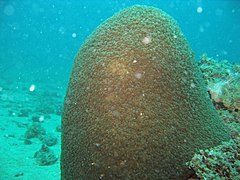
<box><xmin>39</xmin><ymin>115</ymin><xmax>44</xmax><ymax>122</ymax></box>
<box><xmin>223</xmin><ymin>50</ymin><xmax>228</xmax><ymax>55</ymax></box>
<box><xmin>142</xmin><ymin>93</ymin><xmax>145</xmax><ymax>96</ymax></box>
<box><xmin>197</xmin><ymin>7</ymin><xmax>203</xmax><ymax>13</ymax></box>
<box><xmin>140</xmin><ymin>112</ymin><xmax>143</xmax><ymax>116</ymax></box>
<box><xmin>173</xmin><ymin>35</ymin><xmax>177</xmax><ymax>39</ymax></box>
<box><xmin>72</xmin><ymin>33</ymin><xmax>77</xmax><ymax>38</ymax></box>
<box><xmin>29</xmin><ymin>85</ymin><xmax>36</xmax><ymax>92</ymax></box>
<box><xmin>142</xmin><ymin>36</ymin><xmax>151</xmax><ymax>44</ymax></box>
<box><xmin>134</xmin><ymin>72</ymin><xmax>142</xmax><ymax>79</ymax></box>
<box><xmin>58</xmin><ymin>26</ymin><xmax>65</xmax><ymax>34</ymax></box>
<box><xmin>4</xmin><ymin>4</ymin><xmax>15</xmax><ymax>16</ymax></box>
<box><xmin>199</xmin><ymin>26</ymin><xmax>204</xmax><ymax>33</ymax></box>
<box><xmin>133</xmin><ymin>60</ymin><xmax>137</xmax><ymax>63</ymax></box>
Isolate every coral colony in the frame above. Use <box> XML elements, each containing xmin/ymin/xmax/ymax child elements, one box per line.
<box><xmin>61</xmin><ymin>5</ymin><xmax>230</xmax><ymax>179</ymax></box>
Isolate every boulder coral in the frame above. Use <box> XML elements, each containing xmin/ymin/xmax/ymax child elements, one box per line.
<box><xmin>61</xmin><ymin>5</ymin><xmax>230</xmax><ymax>179</ymax></box>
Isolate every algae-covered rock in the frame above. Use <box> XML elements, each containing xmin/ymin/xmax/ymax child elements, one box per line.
<box><xmin>42</xmin><ymin>133</ymin><xmax>58</xmax><ymax>146</ymax></box>
<box><xmin>61</xmin><ymin>5</ymin><xmax>230</xmax><ymax>179</ymax></box>
<box><xmin>187</xmin><ymin>57</ymin><xmax>240</xmax><ymax>179</ymax></box>
<box><xmin>187</xmin><ymin>140</ymin><xmax>240</xmax><ymax>179</ymax></box>
<box><xmin>24</xmin><ymin>122</ymin><xmax>46</xmax><ymax>139</ymax></box>
<box><xmin>199</xmin><ymin>54</ymin><xmax>240</xmax><ymax>111</ymax></box>
<box><xmin>34</xmin><ymin>144</ymin><xmax>58</xmax><ymax>166</ymax></box>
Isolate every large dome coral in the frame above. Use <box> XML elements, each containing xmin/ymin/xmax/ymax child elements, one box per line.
<box><xmin>61</xmin><ymin>5</ymin><xmax>230</xmax><ymax>179</ymax></box>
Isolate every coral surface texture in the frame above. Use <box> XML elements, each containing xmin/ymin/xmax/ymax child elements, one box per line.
<box><xmin>61</xmin><ymin>5</ymin><xmax>230</xmax><ymax>179</ymax></box>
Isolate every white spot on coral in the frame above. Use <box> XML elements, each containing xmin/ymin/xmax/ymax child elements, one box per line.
<box><xmin>133</xmin><ymin>60</ymin><xmax>137</xmax><ymax>63</ymax></box>
<box><xmin>134</xmin><ymin>72</ymin><xmax>142</xmax><ymax>79</ymax></box>
<box><xmin>95</xmin><ymin>143</ymin><xmax>101</xmax><ymax>147</ymax></box>
<box><xmin>142</xmin><ymin>36</ymin><xmax>151</xmax><ymax>44</ymax></box>
<box><xmin>99</xmin><ymin>174</ymin><xmax>105</xmax><ymax>179</ymax></box>
<box><xmin>120</xmin><ymin>160</ymin><xmax>127</xmax><ymax>165</ymax></box>
<box><xmin>112</xmin><ymin>110</ymin><xmax>120</xmax><ymax>117</ymax></box>
<box><xmin>173</xmin><ymin>35</ymin><xmax>177</xmax><ymax>39</ymax></box>
<box><xmin>29</xmin><ymin>85</ymin><xmax>36</xmax><ymax>92</ymax></box>
<box><xmin>191</xmin><ymin>83</ymin><xmax>196</xmax><ymax>88</ymax></box>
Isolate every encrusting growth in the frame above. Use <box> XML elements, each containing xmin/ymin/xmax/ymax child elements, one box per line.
<box><xmin>61</xmin><ymin>5</ymin><xmax>230</xmax><ymax>179</ymax></box>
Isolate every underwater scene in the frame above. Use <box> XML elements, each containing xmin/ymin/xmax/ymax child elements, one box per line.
<box><xmin>0</xmin><ymin>0</ymin><xmax>240</xmax><ymax>179</ymax></box>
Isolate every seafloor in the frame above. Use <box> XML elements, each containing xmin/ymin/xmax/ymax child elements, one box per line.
<box><xmin>0</xmin><ymin>54</ymin><xmax>239</xmax><ymax>179</ymax></box>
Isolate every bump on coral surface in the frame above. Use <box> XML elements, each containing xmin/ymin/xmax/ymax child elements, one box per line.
<box><xmin>61</xmin><ymin>5</ymin><xmax>230</xmax><ymax>179</ymax></box>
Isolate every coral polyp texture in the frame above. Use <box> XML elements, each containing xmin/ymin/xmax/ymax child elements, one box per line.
<box><xmin>61</xmin><ymin>5</ymin><xmax>230</xmax><ymax>179</ymax></box>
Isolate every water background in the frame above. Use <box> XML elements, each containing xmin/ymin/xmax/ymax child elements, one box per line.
<box><xmin>0</xmin><ymin>0</ymin><xmax>240</xmax><ymax>87</ymax></box>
